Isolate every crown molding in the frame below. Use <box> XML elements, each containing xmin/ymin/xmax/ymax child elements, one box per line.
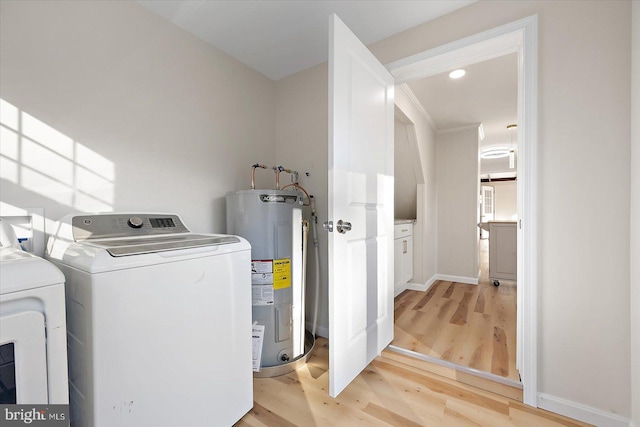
<box><xmin>399</xmin><ymin>83</ymin><xmax>437</xmax><ymax>131</ymax></box>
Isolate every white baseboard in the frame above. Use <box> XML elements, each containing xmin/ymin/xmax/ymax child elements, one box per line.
<box><xmin>435</xmin><ymin>274</ymin><xmax>479</xmax><ymax>285</ymax></box>
<box><xmin>394</xmin><ymin>275</ymin><xmax>439</xmax><ymax>297</ymax></box>
<box><xmin>538</xmin><ymin>393</ymin><xmax>631</xmax><ymax>427</ymax></box>
<box><xmin>406</xmin><ymin>281</ymin><xmax>428</xmax><ymax>292</ymax></box>
<box><xmin>424</xmin><ymin>274</ymin><xmax>438</xmax><ymax>289</ymax></box>
<box><xmin>394</xmin><ymin>283</ymin><xmax>408</xmax><ymax>297</ymax></box>
<box><xmin>406</xmin><ymin>275</ymin><xmax>439</xmax><ymax>292</ymax></box>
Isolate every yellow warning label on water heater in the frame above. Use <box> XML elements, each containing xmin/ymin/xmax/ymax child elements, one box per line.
<box><xmin>273</xmin><ymin>258</ymin><xmax>291</xmax><ymax>290</ymax></box>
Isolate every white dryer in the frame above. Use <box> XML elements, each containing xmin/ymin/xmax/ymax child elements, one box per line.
<box><xmin>46</xmin><ymin>213</ymin><xmax>252</xmax><ymax>427</ymax></box>
<box><xmin>0</xmin><ymin>219</ymin><xmax>69</xmax><ymax>404</ymax></box>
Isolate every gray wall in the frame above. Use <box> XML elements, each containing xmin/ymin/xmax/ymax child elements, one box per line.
<box><xmin>491</xmin><ymin>181</ymin><xmax>517</xmax><ymax>221</ymax></box>
<box><xmin>435</xmin><ymin>127</ymin><xmax>479</xmax><ymax>281</ymax></box>
<box><xmin>394</xmin><ymin>117</ymin><xmax>418</xmax><ymax>220</ymax></box>
<box><xmin>631</xmin><ymin>2</ymin><xmax>640</xmax><ymax>426</ymax></box>
<box><xmin>0</xmin><ymin>0</ymin><xmax>276</xmax><ymax>234</ymax></box>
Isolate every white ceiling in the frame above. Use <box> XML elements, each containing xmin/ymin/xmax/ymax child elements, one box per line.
<box><xmin>137</xmin><ymin>0</ymin><xmax>474</xmax><ymax>81</ymax></box>
<box><xmin>407</xmin><ymin>53</ymin><xmax>518</xmax><ymax>149</ymax></box>
<box><xmin>137</xmin><ymin>0</ymin><xmax>515</xmax><ymax>173</ymax></box>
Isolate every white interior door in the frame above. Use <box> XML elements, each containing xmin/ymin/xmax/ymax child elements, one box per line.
<box><xmin>480</xmin><ymin>185</ymin><xmax>494</xmax><ymax>239</ymax></box>
<box><xmin>481</xmin><ymin>185</ymin><xmax>495</xmax><ymax>222</ymax></box>
<box><xmin>328</xmin><ymin>14</ymin><xmax>395</xmax><ymax>398</ymax></box>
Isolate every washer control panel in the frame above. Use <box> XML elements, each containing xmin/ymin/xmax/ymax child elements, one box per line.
<box><xmin>72</xmin><ymin>214</ymin><xmax>189</xmax><ymax>240</ymax></box>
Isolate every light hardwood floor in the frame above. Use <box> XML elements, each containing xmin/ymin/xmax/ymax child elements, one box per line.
<box><xmin>236</xmin><ymin>338</ymin><xmax>592</xmax><ymax>427</ymax></box>
<box><xmin>391</xmin><ymin>239</ymin><xmax>519</xmax><ymax>382</ymax></box>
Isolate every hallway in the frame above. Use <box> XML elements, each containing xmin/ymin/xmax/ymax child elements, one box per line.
<box><xmin>391</xmin><ymin>240</ymin><xmax>519</xmax><ymax>382</ymax></box>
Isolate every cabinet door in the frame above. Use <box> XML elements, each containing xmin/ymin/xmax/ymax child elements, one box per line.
<box><xmin>401</xmin><ymin>236</ymin><xmax>413</xmax><ymax>283</ymax></box>
<box><xmin>489</xmin><ymin>223</ymin><xmax>517</xmax><ymax>280</ymax></box>
<box><xmin>394</xmin><ymin>238</ymin><xmax>403</xmax><ymax>289</ymax></box>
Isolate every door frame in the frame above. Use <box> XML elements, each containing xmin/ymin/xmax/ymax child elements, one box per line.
<box><xmin>385</xmin><ymin>15</ymin><xmax>539</xmax><ymax>406</ymax></box>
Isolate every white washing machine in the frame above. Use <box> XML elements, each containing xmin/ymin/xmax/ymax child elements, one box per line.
<box><xmin>45</xmin><ymin>213</ymin><xmax>252</xmax><ymax>427</ymax></box>
<box><xmin>0</xmin><ymin>219</ymin><xmax>69</xmax><ymax>404</ymax></box>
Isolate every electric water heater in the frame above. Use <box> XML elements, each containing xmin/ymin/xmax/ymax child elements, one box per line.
<box><xmin>226</xmin><ymin>190</ymin><xmax>305</xmax><ymax>368</ymax></box>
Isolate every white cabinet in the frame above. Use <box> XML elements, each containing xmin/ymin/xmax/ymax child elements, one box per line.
<box><xmin>488</xmin><ymin>221</ymin><xmax>517</xmax><ymax>285</ymax></box>
<box><xmin>394</xmin><ymin>222</ymin><xmax>413</xmax><ymax>294</ymax></box>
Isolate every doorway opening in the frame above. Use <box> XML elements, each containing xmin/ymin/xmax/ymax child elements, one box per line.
<box><xmin>386</xmin><ymin>15</ymin><xmax>538</xmax><ymax>406</ymax></box>
<box><xmin>391</xmin><ymin>53</ymin><xmax>521</xmax><ymax>392</ymax></box>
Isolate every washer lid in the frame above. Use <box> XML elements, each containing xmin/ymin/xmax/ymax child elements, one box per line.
<box><xmin>89</xmin><ymin>234</ymin><xmax>240</xmax><ymax>256</ymax></box>
<box><xmin>0</xmin><ymin>247</ymin><xmax>65</xmax><ymax>294</ymax></box>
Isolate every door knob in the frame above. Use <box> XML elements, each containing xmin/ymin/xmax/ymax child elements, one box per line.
<box><xmin>336</xmin><ymin>220</ymin><xmax>352</xmax><ymax>234</ymax></box>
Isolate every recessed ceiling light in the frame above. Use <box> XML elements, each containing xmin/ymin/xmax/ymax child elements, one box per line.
<box><xmin>449</xmin><ymin>69</ymin><xmax>466</xmax><ymax>79</ymax></box>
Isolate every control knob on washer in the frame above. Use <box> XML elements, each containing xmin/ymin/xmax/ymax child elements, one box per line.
<box><xmin>128</xmin><ymin>216</ymin><xmax>144</xmax><ymax>228</ymax></box>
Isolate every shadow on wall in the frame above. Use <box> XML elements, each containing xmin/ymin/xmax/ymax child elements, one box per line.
<box><xmin>0</xmin><ymin>98</ymin><xmax>115</xmax><ymax>229</ymax></box>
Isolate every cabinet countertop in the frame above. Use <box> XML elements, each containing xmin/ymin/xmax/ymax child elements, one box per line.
<box><xmin>394</xmin><ymin>219</ymin><xmax>416</xmax><ymax>225</ymax></box>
